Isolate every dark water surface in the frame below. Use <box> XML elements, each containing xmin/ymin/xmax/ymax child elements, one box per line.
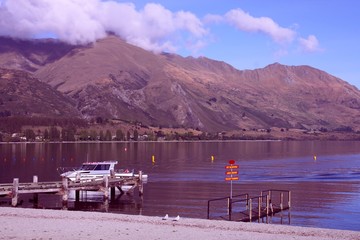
<box><xmin>0</xmin><ymin>141</ymin><xmax>360</xmax><ymax>231</ymax></box>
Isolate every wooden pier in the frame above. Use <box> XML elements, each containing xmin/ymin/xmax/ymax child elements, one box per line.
<box><xmin>0</xmin><ymin>172</ymin><xmax>144</xmax><ymax>207</ymax></box>
<box><xmin>207</xmin><ymin>189</ymin><xmax>291</xmax><ymax>223</ymax></box>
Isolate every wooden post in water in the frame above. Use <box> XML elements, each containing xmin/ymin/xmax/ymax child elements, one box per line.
<box><xmin>266</xmin><ymin>195</ymin><xmax>269</xmax><ymax>215</ymax></box>
<box><xmin>11</xmin><ymin>178</ymin><xmax>19</xmax><ymax>207</ymax></box>
<box><xmin>75</xmin><ymin>190</ymin><xmax>80</xmax><ymax>201</ymax></box>
<box><xmin>258</xmin><ymin>197</ymin><xmax>261</xmax><ymax>222</ymax></box>
<box><xmin>138</xmin><ymin>171</ymin><xmax>143</xmax><ymax>196</ymax></box>
<box><xmin>62</xmin><ymin>176</ymin><xmax>68</xmax><ymax>202</ymax></box>
<box><xmin>280</xmin><ymin>192</ymin><xmax>284</xmax><ymax>210</ymax></box>
<box><xmin>103</xmin><ymin>175</ymin><xmax>109</xmax><ymax>199</ymax></box>
<box><xmin>110</xmin><ymin>169</ymin><xmax>115</xmax><ymax>199</ymax></box>
<box><xmin>110</xmin><ymin>186</ymin><xmax>115</xmax><ymax>200</ymax></box>
<box><xmin>249</xmin><ymin>198</ymin><xmax>252</xmax><ymax>222</ymax></box>
<box><xmin>288</xmin><ymin>191</ymin><xmax>291</xmax><ymax>209</ymax></box>
<box><xmin>228</xmin><ymin>197</ymin><xmax>232</xmax><ymax>221</ymax></box>
<box><xmin>33</xmin><ymin>175</ymin><xmax>39</xmax><ymax>205</ymax></box>
<box><xmin>33</xmin><ymin>175</ymin><xmax>38</xmax><ymax>183</ymax></box>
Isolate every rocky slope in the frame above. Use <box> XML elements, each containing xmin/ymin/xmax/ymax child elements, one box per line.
<box><xmin>0</xmin><ymin>68</ymin><xmax>79</xmax><ymax>117</ymax></box>
<box><xmin>0</xmin><ymin>35</ymin><xmax>359</xmax><ymax>132</ymax></box>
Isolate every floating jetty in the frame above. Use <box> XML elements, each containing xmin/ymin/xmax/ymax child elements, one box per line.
<box><xmin>207</xmin><ymin>189</ymin><xmax>291</xmax><ymax>223</ymax></box>
<box><xmin>0</xmin><ymin>172</ymin><xmax>145</xmax><ymax>207</ymax></box>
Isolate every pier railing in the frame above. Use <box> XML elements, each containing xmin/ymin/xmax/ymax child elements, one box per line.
<box><xmin>207</xmin><ymin>194</ymin><xmax>249</xmax><ymax>220</ymax></box>
<box><xmin>207</xmin><ymin>189</ymin><xmax>291</xmax><ymax>222</ymax></box>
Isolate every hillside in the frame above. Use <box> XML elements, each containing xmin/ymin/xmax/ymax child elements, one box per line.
<box><xmin>0</xmin><ymin>35</ymin><xmax>359</xmax><ymax>132</ymax></box>
<box><xmin>0</xmin><ymin>68</ymin><xmax>80</xmax><ymax>117</ymax></box>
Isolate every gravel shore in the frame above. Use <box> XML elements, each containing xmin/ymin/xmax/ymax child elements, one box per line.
<box><xmin>0</xmin><ymin>207</ymin><xmax>359</xmax><ymax>240</ymax></box>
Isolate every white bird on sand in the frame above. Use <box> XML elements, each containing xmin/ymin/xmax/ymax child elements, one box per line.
<box><xmin>162</xmin><ymin>214</ymin><xmax>169</xmax><ymax>220</ymax></box>
<box><xmin>173</xmin><ymin>215</ymin><xmax>180</xmax><ymax>221</ymax></box>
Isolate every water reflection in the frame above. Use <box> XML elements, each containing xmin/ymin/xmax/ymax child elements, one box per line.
<box><xmin>0</xmin><ymin>141</ymin><xmax>360</xmax><ymax>230</ymax></box>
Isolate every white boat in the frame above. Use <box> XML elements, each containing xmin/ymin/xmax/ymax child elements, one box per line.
<box><xmin>59</xmin><ymin>161</ymin><xmax>148</xmax><ymax>183</ymax></box>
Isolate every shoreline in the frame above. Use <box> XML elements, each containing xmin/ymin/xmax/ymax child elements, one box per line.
<box><xmin>0</xmin><ymin>207</ymin><xmax>359</xmax><ymax>240</ymax></box>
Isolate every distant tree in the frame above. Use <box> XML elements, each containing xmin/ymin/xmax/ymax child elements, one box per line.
<box><xmin>89</xmin><ymin>130</ymin><xmax>97</xmax><ymax>140</ymax></box>
<box><xmin>115</xmin><ymin>129</ymin><xmax>124</xmax><ymax>141</ymax></box>
<box><xmin>133</xmin><ymin>130</ymin><xmax>139</xmax><ymax>141</ymax></box>
<box><xmin>79</xmin><ymin>130</ymin><xmax>89</xmax><ymax>141</ymax></box>
<box><xmin>61</xmin><ymin>128</ymin><xmax>66</xmax><ymax>141</ymax></box>
<box><xmin>147</xmin><ymin>131</ymin><xmax>156</xmax><ymax>141</ymax></box>
<box><xmin>99</xmin><ymin>130</ymin><xmax>104</xmax><ymax>141</ymax></box>
<box><xmin>24</xmin><ymin>129</ymin><xmax>36</xmax><ymax>141</ymax></box>
<box><xmin>61</xmin><ymin>127</ymin><xmax>76</xmax><ymax>141</ymax></box>
<box><xmin>0</xmin><ymin>132</ymin><xmax>3</xmax><ymax>142</ymax></box>
<box><xmin>165</xmin><ymin>132</ymin><xmax>176</xmax><ymax>140</ymax></box>
<box><xmin>43</xmin><ymin>129</ymin><xmax>49</xmax><ymax>140</ymax></box>
<box><xmin>105</xmin><ymin>130</ymin><xmax>112</xmax><ymax>141</ymax></box>
<box><xmin>49</xmin><ymin>126</ymin><xmax>60</xmax><ymax>141</ymax></box>
<box><xmin>126</xmin><ymin>131</ymin><xmax>131</xmax><ymax>141</ymax></box>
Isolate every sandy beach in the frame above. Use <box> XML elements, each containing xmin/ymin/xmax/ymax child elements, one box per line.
<box><xmin>0</xmin><ymin>207</ymin><xmax>359</xmax><ymax>240</ymax></box>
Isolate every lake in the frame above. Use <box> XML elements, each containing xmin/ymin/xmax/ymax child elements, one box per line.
<box><xmin>0</xmin><ymin>141</ymin><xmax>359</xmax><ymax>231</ymax></box>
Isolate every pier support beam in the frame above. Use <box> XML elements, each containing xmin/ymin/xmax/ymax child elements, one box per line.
<box><xmin>103</xmin><ymin>176</ymin><xmax>109</xmax><ymax>199</ymax></box>
<box><xmin>110</xmin><ymin>187</ymin><xmax>115</xmax><ymax>200</ymax></box>
<box><xmin>62</xmin><ymin>177</ymin><xmax>69</xmax><ymax>202</ymax></box>
<box><xmin>32</xmin><ymin>176</ymin><xmax>39</xmax><ymax>206</ymax></box>
<box><xmin>249</xmin><ymin>199</ymin><xmax>252</xmax><ymax>222</ymax></box>
<box><xmin>11</xmin><ymin>178</ymin><xmax>19</xmax><ymax>207</ymax></box>
<box><xmin>138</xmin><ymin>171</ymin><xmax>143</xmax><ymax>196</ymax></box>
<box><xmin>75</xmin><ymin>190</ymin><xmax>80</xmax><ymax>201</ymax></box>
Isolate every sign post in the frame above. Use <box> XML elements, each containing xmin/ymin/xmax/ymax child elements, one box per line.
<box><xmin>225</xmin><ymin>160</ymin><xmax>239</xmax><ymax>199</ymax></box>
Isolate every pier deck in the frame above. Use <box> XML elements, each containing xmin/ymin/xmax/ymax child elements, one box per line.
<box><xmin>0</xmin><ymin>173</ymin><xmax>144</xmax><ymax>206</ymax></box>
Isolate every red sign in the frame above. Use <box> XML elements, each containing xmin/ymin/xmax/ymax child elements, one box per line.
<box><xmin>225</xmin><ymin>171</ymin><xmax>238</xmax><ymax>175</ymax></box>
<box><xmin>225</xmin><ymin>165</ymin><xmax>239</xmax><ymax>169</ymax></box>
<box><xmin>229</xmin><ymin>160</ymin><xmax>235</xmax><ymax>164</ymax></box>
<box><xmin>225</xmin><ymin>176</ymin><xmax>239</xmax><ymax>181</ymax></box>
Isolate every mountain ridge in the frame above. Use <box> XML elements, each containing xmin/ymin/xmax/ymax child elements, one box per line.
<box><xmin>0</xmin><ymin>35</ymin><xmax>359</xmax><ymax>132</ymax></box>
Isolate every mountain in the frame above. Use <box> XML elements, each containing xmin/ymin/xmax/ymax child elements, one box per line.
<box><xmin>0</xmin><ymin>35</ymin><xmax>359</xmax><ymax>132</ymax></box>
<box><xmin>0</xmin><ymin>68</ymin><xmax>80</xmax><ymax>117</ymax></box>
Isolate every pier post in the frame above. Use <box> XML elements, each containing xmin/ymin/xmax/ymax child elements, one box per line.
<box><xmin>11</xmin><ymin>178</ymin><xmax>19</xmax><ymax>207</ymax></box>
<box><xmin>249</xmin><ymin>198</ymin><xmax>252</xmax><ymax>222</ymax></box>
<box><xmin>258</xmin><ymin>197</ymin><xmax>261</xmax><ymax>222</ymax></box>
<box><xmin>288</xmin><ymin>191</ymin><xmax>291</xmax><ymax>209</ymax></box>
<box><xmin>75</xmin><ymin>190</ymin><xmax>80</xmax><ymax>201</ymax></box>
<box><xmin>280</xmin><ymin>192</ymin><xmax>284</xmax><ymax>210</ymax></box>
<box><xmin>62</xmin><ymin>177</ymin><xmax>69</xmax><ymax>202</ymax></box>
<box><xmin>33</xmin><ymin>176</ymin><xmax>39</xmax><ymax>205</ymax></box>
<box><xmin>266</xmin><ymin>195</ymin><xmax>269</xmax><ymax>215</ymax></box>
<box><xmin>103</xmin><ymin>176</ymin><xmax>109</xmax><ymax>199</ymax></box>
<box><xmin>246</xmin><ymin>193</ymin><xmax>249</xmax><ymax>210</ymax></box>
<box><xmin>138</xmin><ymin>171</ymin><xmax>143</xmax><ymax>196</ymax></box>
<box><xmin>228</xmin><ymin>198</ymin><xmax>232</xmax><ymax>221</ymax></box>
<box><xmin>110</xmin><ymin>187</ymin><xmax>115</xmax><ymax>200</ymax></box>
<box><xmin>33</xmin><ymin>175</ymin><xmax>38</xmax><ymax>184</ymax></box>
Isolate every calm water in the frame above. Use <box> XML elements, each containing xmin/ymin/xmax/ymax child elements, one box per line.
<box><xmin>0</xmin><ymin>141</ymin><xmax>360</xmax><ymax>231</ymax></box>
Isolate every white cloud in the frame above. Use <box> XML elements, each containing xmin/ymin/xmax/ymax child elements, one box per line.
<box><xmin>224</xmin><ymin>9</ymin><xmax>296</xmax><ymax>44</ymax></box>
<box><xmin>299</xmin><ymin>35</ymin><xmax>323</xmax><ymax>53</ymax></box>
<box><xmin>0</xmin><ymin>0</ymin><xmax>207</xmax><ymax>53</ymax></box>
<box><xmin>0</xmin><ymin>1</ymin><xmax>321</xmax><ymax>57</ymax></box>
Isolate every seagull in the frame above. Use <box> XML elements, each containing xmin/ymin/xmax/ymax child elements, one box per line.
<box><xmin>162</xmin><ymin>214</ymin><xmax>169</xmax><ymax>220</ymax></box>
<box><xmin>173</xmin><ymin>215</ymin><xmax>180</xmax><ymax>221</ymax></box>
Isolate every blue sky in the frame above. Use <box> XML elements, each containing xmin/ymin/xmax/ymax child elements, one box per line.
<box><xmin>0</xmin><ymin>0</ymin><xmax>359</xmax><ymax>88</ymax></box>
<box><xmin>127</xmin><ymin>0</ymin><xmax>360</xmax><ymax>88</ymax></box>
